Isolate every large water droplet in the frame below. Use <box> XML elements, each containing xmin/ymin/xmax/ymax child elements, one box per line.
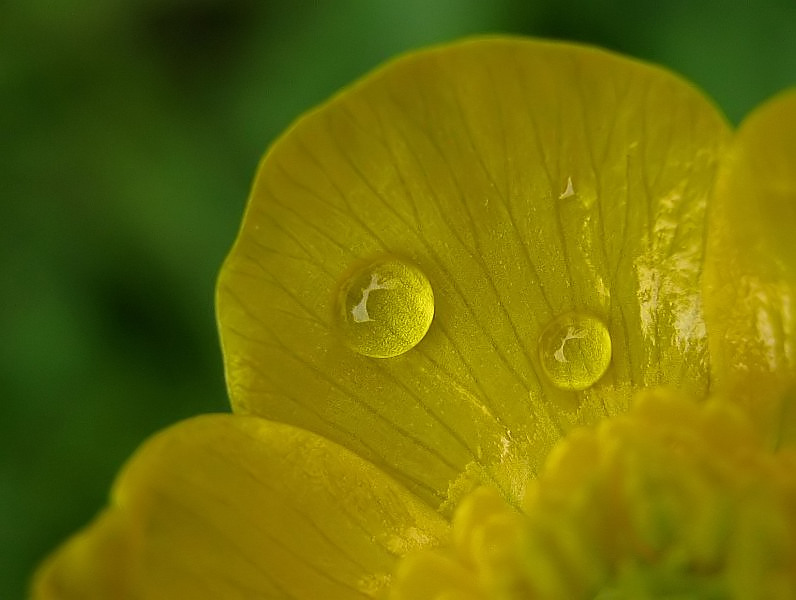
<box><xmin>538</xmin><ymin>312</ymin><xmax>611</xmax><ymax>391</ymax></box>
<box><xmin>337</xmin><ymin>258</ymin><xmax>434</xmax><ymax>358</ymax></box>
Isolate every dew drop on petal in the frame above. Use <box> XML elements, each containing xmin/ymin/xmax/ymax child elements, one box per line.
<box><xmin>538</xmin><ymin>312</ymin><xmax>612</xmax><ymax>391</ymax></box>
<box><xmin>337</xmin><ymin>258</ymin><xmax>434</xmax><ymax>358</ymax></box>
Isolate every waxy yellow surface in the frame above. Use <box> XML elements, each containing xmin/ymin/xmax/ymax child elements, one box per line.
<box><xmin>33</xmin><ymin>415</ymin><xmax>448</xmax><ymax>599</ymax></box>
<box><xmin>704</xmin><ymin>90</ymin><xmax>796</xmax><ymax>446</ymax></box>
<box><xmin>216</xmin><ymin>38</ymin><xmax>731</xmax><ymax>509</ymax></box>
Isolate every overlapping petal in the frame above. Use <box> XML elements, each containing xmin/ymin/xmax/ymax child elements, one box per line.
<box><xmin>704</xmin><ymin>90</ymin><xmax>796</xmax><ymax>446</ymax></box>
<box><xmin>32</xmin><ymin>415</ymin><xmax>448</xmax><ymax>600</ymax></box>
<box><xmin>217</xmin><ymin>38</ymin><xmax>732</xmax><ymax>508</ymax></box>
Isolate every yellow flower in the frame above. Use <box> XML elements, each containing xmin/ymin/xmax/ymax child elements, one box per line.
<box><xmin>32</xmin><ymin>38</ymin><xmax>796</xmax><ymax>599</ymax></box>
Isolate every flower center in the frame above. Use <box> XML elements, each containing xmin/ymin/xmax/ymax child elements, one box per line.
<box><xmin>388</xmin><ymin>390</ymin><xmax>796</xmax><ymax>599</ymax></box>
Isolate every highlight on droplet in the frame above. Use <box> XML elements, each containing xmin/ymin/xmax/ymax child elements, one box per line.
<box><xmin>337</xmin><ymin>257</ymin><xmax>434</xmax><ymax>358</ymax></box>
<box><xmin>538</xmin><ymin>311</ymin><xmax>612</xmax><ymax>391</ymax></box>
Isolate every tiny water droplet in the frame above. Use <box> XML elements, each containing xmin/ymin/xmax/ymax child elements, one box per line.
<box><xmin>337</xmin><ymin>258</ymin><xmax>434</xmax><ymax>358</ymax></box>
<box><xmin>538</xmin><ymin>312</ymin><xmax>611</xmax><ymax>391</ymax></box>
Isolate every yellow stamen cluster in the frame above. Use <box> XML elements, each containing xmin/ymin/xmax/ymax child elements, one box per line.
<box><xmin>390</xmin><ymin>390</ymin><xmax>796</xmax><ymax>599</ymax></box>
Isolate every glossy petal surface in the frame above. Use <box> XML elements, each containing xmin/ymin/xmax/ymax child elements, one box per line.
<box><xmin>704</xmin><ymin>90</ymin><xmax>796</xmax><ymax>445</ymax></box>
<box><xmin>32</xmin><ymin>415</ymin><xmax>448</xmax><ymax>600</ymax></box>
<box><xmin>217</xmin><ymin>38</ymin><xmax>731</xmax><ymax>507</ymax></box>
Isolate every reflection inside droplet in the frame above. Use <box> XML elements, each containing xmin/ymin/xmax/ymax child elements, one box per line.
<box><xmin>337</xmin><ymin>258</ymin><xmax>434</xmax><ymax>358</ymax></box>
<box><xmin>538</xmin><ymin>311</ymin><xmax>612</xmax><ymax>391</ymax></box>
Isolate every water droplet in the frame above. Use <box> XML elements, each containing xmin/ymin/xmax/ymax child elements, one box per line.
<box><xmin>538</xmin><ymin>312</ymin><xmax>611</xmax><ymax>391</ymax></box>
<box><xmin>337</xmin><ymin>258</ymin><xmax>434</xmax><ymax>358</ymax></box>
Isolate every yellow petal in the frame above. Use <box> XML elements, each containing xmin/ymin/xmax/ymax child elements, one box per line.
<box><xmin>703</xmin><ymin>90</ymin><xmax>796</xmax><ymax>446</ymax></box>
<box><xmin>32</xmin><ymin>414</ymin><xmax>448</xmax><ymax>600</ymax></box>
<box><xmin>217</xmin><ymin>37</ymin><xmax>731</xmax><ymax>507</ymax></box>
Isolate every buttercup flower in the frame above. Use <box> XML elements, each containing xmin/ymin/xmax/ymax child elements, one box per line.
<box><xmin>32</xmin><ymin>38</ymin><xmax>796</xmax><ymax>599</ymax></box>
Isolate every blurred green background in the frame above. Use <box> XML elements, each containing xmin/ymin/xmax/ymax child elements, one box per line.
<box><xmin>1</xmin><ymin>0</ymin><xmax>794</xmax><ymax>597</ymax></box>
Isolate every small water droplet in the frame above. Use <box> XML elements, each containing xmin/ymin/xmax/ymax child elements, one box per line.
<box><xmin>538</xmin><ymin>312</ymin><xmax>611</xmax><ymax>391</ymax></box>
<box><xmin>337</xmin><ymin>258</ymin><xmax>434</xmax><ymax>358</ymax></box>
